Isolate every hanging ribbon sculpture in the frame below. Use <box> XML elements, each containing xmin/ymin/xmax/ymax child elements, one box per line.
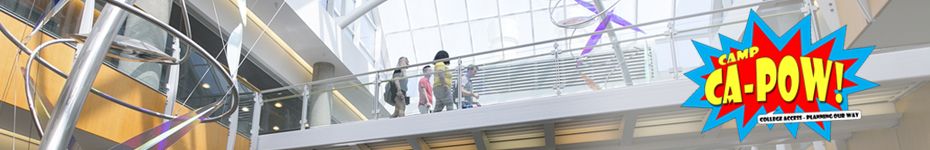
<box><xmin>566</xmin><ymin>0</ymin><xmax>645</xmax><ymax>90</ymax></box>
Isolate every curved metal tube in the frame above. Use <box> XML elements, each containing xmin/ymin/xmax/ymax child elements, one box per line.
<box><xmin>24</xmin><ymin>39</ymin><xmax>77</xmax><ymax>138</ymax></box>
<box><xmin>174</xmin><ymin>0</ymin><xmax>193</xmax><ymax>64</ymax></box>
<box><xmin>18</xmin><ymin>39</ymin><xmax>179</xmax><ymax>119</ymax></box>
<box><xmin>100</xmin><ymin>0</ymin><xmax>238</xmax><ymax>122</ymax></box>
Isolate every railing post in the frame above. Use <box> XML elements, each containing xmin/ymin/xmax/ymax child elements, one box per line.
<box><xmin>551</xmin><ymin>43</ymin><xmax>564</xmax><ymax>96</ymax></box>
<box><xmin>164</xmin><ymin>37</ymin><xmax>182</xmax><ymax>122</ymax></box>
<box><xmin>802</xmin><ymin>0</ymin><xmax>822</xmax><ymax>40</ymax></box>
<box><xmin>667</xmin><ymin>0</ymin><xmax>681</xmax><ymax>80</ymax></box>
<box><xmin>300</xmin><ymin>85</ymin><xmax>310</xmax><ymax>130</ymax></box>
<box><xmin>666</xmin><ymin>20</ymin><xmax>679</xmax><ymax>80</ymax></box>
<box><xmin>372</xmin><ymin>73</ymin><xmax>381</xmax><ymax>119</ymax></box>
<box><xmin>456</xmin><ymin>58</ymin><xmax>464</xmax><ymax>110</ymax></box>
<box><xmin>226</xmin><ymin>91</ymin><xmax>241</xmax><ymax>150</ymax></box>
<box><xmin>38</xmin><ymin>0</ymin><xmax>136</xmax><ymax>149</ymax></box>
<box><xmin>249</xmin><ymin>92</ymin><xmax>263</xmax><ymax>150</ymax></box>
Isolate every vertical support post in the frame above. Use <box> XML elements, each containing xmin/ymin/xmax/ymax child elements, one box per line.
<box><xmin>803</xmin><ymin>0</ymin><xmax>822</xmax><ymax>40</ymax></box>
<box><xmin>551</xmin><ymin>43</ymin><xmax>564</xmax><ymax>95</ymax></box>
<box><xmin>543</xmin><ymin>123</ymin><xmax>556</xmax><ymax>150</ymax></box>
<box><xmin>300</xmin><ymin>85</ymin><xmax>310</xmax><ymax>130</ymax></box>
<box><xmin>249</xmin><ymin>92</ymin><xmax>263</xmax><ymax>150</ymax></box>
<box><xmin>407</xmin><ymin>137</ymin><xmax>430</xmax><ymax>150</ymax></box>
<box><xmin>38</xmin><ymin>0</ymin><xmax>136</xmax><ymax>149</ymax></box>
<box><xmin>372</xmin><ymin>73</ymin><xmax>381</xmax><ymax>119</ymax></box>
<box><xmin>472</xmin><ymin>131</ymin><xmax>490</xmax><ymax>150</ymax></box>
<box><xmin>619</xmin><ymin>113</ymin><xmax>637</xmax><ymax>147</ymax></box>
<box><xmin>163</xmin><ymin>37</ymin><xmax>181</xmax><ymax>122</ymax></box>
<box><xmin>591</xmin><ymin>0</ymin><xmax>634</xmax><ymax>85</ymax></box>
<box><xmin>456</xmin><ymin>58</ymin><xmax>464</xmax><ymax>109</ymax></box>
<box><xmin>666</xmin><ymin>0</ymin><xmax>680</xmax><ymax>80</ymax></box>
<box><xmin>226</xmin><ymin>92</ymin><xmax>241</xmax><ymax>150</ymax></box>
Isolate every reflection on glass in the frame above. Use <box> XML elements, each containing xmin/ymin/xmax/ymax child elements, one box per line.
<box><xmin>260</xmin><ymin>95</ymin><xmax>301</xmax><ymax>134</ymax></box>
<box><xmin>0</xmin><ymin>0</ymin><xmax>84</xmax><ymax>37</ymax></box>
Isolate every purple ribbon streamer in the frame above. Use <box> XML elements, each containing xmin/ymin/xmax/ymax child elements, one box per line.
<box><xmin>573</xmin><ymin>0</ymin><xmax>645</xmax><ymax>58</ymax></box>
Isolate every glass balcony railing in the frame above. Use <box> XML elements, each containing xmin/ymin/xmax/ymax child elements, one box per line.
<box><xmin>0</xmin><ymin>0</ymin><xmax>85</xmax><ymax>38</ymax></box>
<box><xmin>255</xmin><ymin>0</ymin><xmax>806</xmax><ymax>135</ymax></box>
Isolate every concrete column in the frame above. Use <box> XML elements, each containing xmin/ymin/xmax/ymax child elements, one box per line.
<box><xmin>310</xmin><ymin>62</ymin><xmax>336</xmax><ymax>126</ymax></box>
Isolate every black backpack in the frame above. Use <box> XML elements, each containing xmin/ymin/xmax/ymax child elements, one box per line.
<box><xmin>383</xmin><ymin>75</ymin><xmax>409</xmax><ymax>106</ymax></box>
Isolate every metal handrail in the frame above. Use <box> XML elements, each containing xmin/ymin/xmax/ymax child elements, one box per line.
<box><xmin>260</xmin><ymin>0</ymin><xmax>788</xmax><ymax>93</ymax></box>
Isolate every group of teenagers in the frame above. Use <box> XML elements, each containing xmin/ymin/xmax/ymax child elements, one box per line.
<box><xmin>384</xmin><ymin>50</ymin><xmax>481</xmax><ymax>118</ymax></box>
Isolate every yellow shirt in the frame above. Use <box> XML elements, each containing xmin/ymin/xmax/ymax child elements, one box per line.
<box><xmin>433</xmin><ymin>62</ymin><xmax>453</xmax><ymax>88</ymax></box>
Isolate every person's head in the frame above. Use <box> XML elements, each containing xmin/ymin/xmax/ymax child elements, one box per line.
<box><xmin>395</xmin><ymin>57</ymin><xmax>409</xmax><ymax>72</ymax></box>
<box><xmin>434</xmin><ymin>50</ymin><xmax>450</xmax><ymax>65</ymax></box>
<box><xmin>422</xmin><ymin>65</ymin><xmax>432</xmax><ymax>78</ymax></box>
<box><xmin>466</xmin><ymin>65</ymin><xmax>479</xmax><ymax>78</ymax></box>
<box><xmin>397</xmin><ymin>57</ymin><xmax>409</xmax><ymax>67</ymax></box>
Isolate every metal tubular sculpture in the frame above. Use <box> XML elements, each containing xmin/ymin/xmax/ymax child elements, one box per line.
<box><xmin>0</xmin><ymin>0</ymin><xmax>240</xmax><ymax>148</ymax></box>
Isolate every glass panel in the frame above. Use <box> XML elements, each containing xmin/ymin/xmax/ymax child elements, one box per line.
<box><xmin>465</xmin><ymin>0</ymin><xmax>499</xmax><ymax>19</ymax></box>
<box><xmin>412</xmin><ymin>27</ymin><xmax>441</xmax><ymax>64</ymax></box>
<box><xmin>173</xmin><ymin>44</ymin><xmax>235</xmax><ymax>121</ymax></box>
<box><xmin>638</xmin><ymin>0</ymin><xmax>673</xmax><ymax>23</ymax></box>
<box><xmin>235</xmin><ymin>85</ymin><xmax>256</xmax><ymax>137</ymax></box>
<box><xmin>435</xmin><ymin>0</ymin><xmax>467</xmax><ymax>24</ymax></box>
<box><xmin>385</xmin><ymin>32</ymin><xmax>416</xmax><ymax>65</ymax></box>
<box><xmin>500</xmin><ymin>13</ymin><xmax>535</xmax><ymax>60</ymax></box>
<box><xmin>380</xmin><ymin>0</ymin><xmax>409</xmax><ymax>32</ymax></box>
<box><xmin>440</xmin><ymin>23</ymin><xmax>475</xmax><ymax>65</ymax></box>
<box><xmin>531</xmin><ymin>10</ymin><xmax>564</xmax><ymax>55</ymax></box>
<box><xmin>498</xmin><ymin>0</ymin><xmax>530</xmax><ymax>15</ymax></box>
<box><xmin>0</xmin><ymin>0</ymin><xmax>85</xmax><ymax>37</ymax></box>
<box><xmin>406</xmin><ymin>0</ymin><xmax>438</xmax><ymax>29</ymax></box>
<box><xmin>258</xmin><ymin>74</ymin><xmax>383</xmax><ymax>130</ymax></box>
<box><xmin>345</xmin><ymin>0</ymin><xmax>355</xmax><ymax>15</ymax></box>
<box><xmin>259</xmin><ymin>92</ymin><xmax>302</xmax><ymax>134</ymax></box>
<box><xmin>107</xmin><ymin>14</ymin><xmax>173</xmax><ymax>92</ymax></box>
<box><xmin>359</xmin><ymin>17</ymin><xmax>376</xmax><ymax>53</ymax></box>
<box><xmin>470</xmin><ymin>18</ymin><xmax>503</xmax><ymax>64</ymax></box>
<box><xmin>334</xmin><ymin>0</ymin><xmax>343</xmax><ymax>15</ymax></box>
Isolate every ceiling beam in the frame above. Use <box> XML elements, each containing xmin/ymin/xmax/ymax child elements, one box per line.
<box><xmin>889</xmin><ymin>81</ymin><xmax>926</xmax><ymax>103</ymax></box>
<box><xmin>349</xmin><ymin>144</ymin><xmax>371</xmax><ymax>150</ymax></box>
<box><xmin>407</xmin><ymin>137</ymin><xmax>430</xmax><ymax>150</ymax></box>
<box><xmin>472</xmin><ymin>131</ymin><xmax>490</xmax><ymax>150</ymax></box>
<box><xmin>620</xmin><ymin>113</ymin><xmax>638</xmax><ymax>147</ymax></box>
<box><xmin>701</xmin><ymin>110</ymin><xmax>721</xmax><ymax>139</ymax></box>
<box><xmin>834</xmin><ymin>137</ymin><xmax>849</xmax><ymax>150</ymax></box>
<box><xmin>544</xmin><ymin>123</ymin><xmax>556</xmax><ymax>150</ymax></box>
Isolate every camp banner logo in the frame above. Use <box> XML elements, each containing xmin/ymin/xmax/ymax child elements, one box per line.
<box><xmin>681</xmin><ymin>10</ymin><xmax>877</xmax><ymax>141</ymax></box>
